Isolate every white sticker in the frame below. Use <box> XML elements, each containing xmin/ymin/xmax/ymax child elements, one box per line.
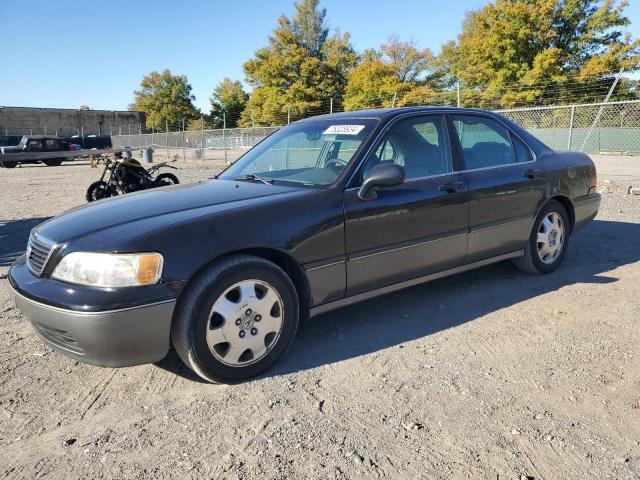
<box><xmin>322</xmin><ymin>125</ymin><xmax>365</xmax><ymax>135</ymax></box>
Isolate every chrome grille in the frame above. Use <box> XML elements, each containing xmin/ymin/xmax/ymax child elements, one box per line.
<box><xmin>26</xmin><ymin>233</ymin><xmax>55</xmax><ymax>276</ymax></box>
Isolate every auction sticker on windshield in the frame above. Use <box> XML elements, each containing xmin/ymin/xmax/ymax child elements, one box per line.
<box><xmin>323</xmin><ymin>125</ymin><xmax>365</xmax><ymax>135</ymax></box>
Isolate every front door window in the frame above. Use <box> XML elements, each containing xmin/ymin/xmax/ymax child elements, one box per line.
<box><xmin>360</xmin><ymin>115</ymin><xmax>452</xmax><ymax>182</ymax></box>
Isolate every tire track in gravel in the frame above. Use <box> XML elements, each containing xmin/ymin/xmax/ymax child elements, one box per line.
<box><xmin>79</xmin><ymin>369</ymin><xmax>118</xmax><ymax>420</ymax></box>
<box><xmin>517</xmin><ymin>436</ymin><xmax>591</xmax><ymax>480</ymax></box>
<box><xmin>206</xmin><ymin>414</ymin><xmax>273</xmax><ymax>478</ymax></box>
<box><xmin>146</xmin><ymin>364</ymin><xmax>182</xmax><ymax>395</ymax></box>
<box><xmin>7</xmin><ymin>367</ymin><xmax>119</xmax><ymax>446</ymax></box>
<box><xmin>472</xmin><ymin>338</ymin><xmax>537</xmax><ymax>389</ymax></box>
<box><xmin>2</xmin><ymin>402</ymin><xmax>134</xmax><ymax>476</ymax></box>
<box><xmin>519</xmin><ymin>436</ymin><xmax>562</xmax><ymax>480</ymax></box>
<box><xmin>304</xmin><ymin>372</ymin><xmax>455</xmax><ymax>478</ymax></box>
<box><xmin>47</xmin><ymin>368</ymin><xmax>119</xmax><ymax>424</ymax></box>
<box><xmin>141</xmin><ymin>364</ymin><xmax>173</xmax><ymax>397</ymax></box>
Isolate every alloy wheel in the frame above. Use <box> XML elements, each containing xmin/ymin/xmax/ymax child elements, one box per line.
<box><xmin>537</xmin><ymin>212</ymin><xmax>565</xmax><ymax>264</ymax></box>
<box><xmin>206</xmin><ymin>279</ymin><xmax>284</xmax><ymax>367</ymax></box>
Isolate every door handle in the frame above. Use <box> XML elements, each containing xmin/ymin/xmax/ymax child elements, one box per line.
<box><xmin>438</xmin><ymin>181</ymin><xmax>465</xmax><ymax>193</ymax></box>
<box><xmin>523</xmin><ymin>169</ymin><xmax>546</xmax><ymax>179</ymax></box>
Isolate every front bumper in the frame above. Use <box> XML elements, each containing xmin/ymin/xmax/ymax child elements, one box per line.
<box><xmin>12</xmin><ymin>286</ymin><xmax>175</xmax><ymax>367</ymax></box>
<box><xmin>9</xmin><ymin>257</ymin><xmax>177</xmax><ymax>367</ymax></box>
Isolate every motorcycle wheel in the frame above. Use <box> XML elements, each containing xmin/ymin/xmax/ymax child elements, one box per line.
<box><xmin>86</xmin><ymin>181</ymin><xmax>112</xmax><ymax>202</ymax></box>
<box><xmin>155</xmin><ymin>173</ymin><xmax>180</xmax><ymax>187</ymax></box>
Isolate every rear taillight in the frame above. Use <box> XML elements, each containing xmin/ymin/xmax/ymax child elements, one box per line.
<box><xmin>588</xmin><ymin>165</ymin><xmax>597</xmax><ymax>191</ymax></box>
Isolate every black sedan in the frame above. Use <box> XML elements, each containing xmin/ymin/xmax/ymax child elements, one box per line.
<box><xmin>9</xmin><ymin>107</ymin><xmax>601</xmax><ymax>383</ymax></box>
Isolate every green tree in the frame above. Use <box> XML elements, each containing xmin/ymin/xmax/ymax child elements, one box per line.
<box><xmin>343</xmin><ymin>59</ymin><xmax>409</xmax><ymax>110</ymax></box>
<box><xmin>209</xmin><ymin>78</ymin><xmax>249</xmax><ymax>128</ymax></box>
<box><xmin>240</xmin><ymin>0</ymin><xmax>357</xmax><ymax>126</ymax></box>
<box><xmin>344</xmin><ymin>35</ymin><xmax>442</xmax><ymax>110</ymax></box>
<box><xmin>439</xmin><ymin>0</ymin><xmax>640</xmax><ymax>108</ymax></box>
<box><xmin>187</xmin><ymin>117</ymin><xmax>207</xmax><ymax>131</ymax></box>
<box><xmin>381</xmin><ymin>35</ymin><xmax>436</xmax><ymax>83</ymax></box>
<box><xmin>130</xmin><ymin>69</ymin><xmax>200</xmax><ymax>130</ymax></box>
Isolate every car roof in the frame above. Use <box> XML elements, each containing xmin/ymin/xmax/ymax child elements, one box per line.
<box><xmin>296</xmin><ymin>106</ymin><xmax>554</xmax><ymax>155</ymax></box>
<box><xmin>296</xmin><ymin>106</ymin><xmax>509</xmax><ymax>122</ymax></box>
<box><xmin>23</xmin><ymin>135</ymin><xmax>62</xmax><ymax>140</ymax></box>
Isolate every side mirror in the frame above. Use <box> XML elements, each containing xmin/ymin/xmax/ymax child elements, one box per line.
<box><xmin>357</xmin><ymin>163</ymin><xmax>405</xmax><ymax>200</ymax></box>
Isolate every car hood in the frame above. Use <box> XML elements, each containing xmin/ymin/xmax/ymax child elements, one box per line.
<box><xmin>35</xmin><ymin>179</ymin><xmax>306</xmax><ymax>244</ymax></box>
<box><xmin>0</xmin><ymin>145</ymin><xmax>22</xmax><ymax>154</ymax></box>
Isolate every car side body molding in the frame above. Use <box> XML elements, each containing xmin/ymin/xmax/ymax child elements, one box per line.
<box><xmin>308</xmin><ymin>250</ymin><xmax>523</xmax><ymax>317</ymax></box>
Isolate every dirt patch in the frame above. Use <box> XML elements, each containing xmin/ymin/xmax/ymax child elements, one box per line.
<box><xmin>1</xmin><ymin>160</ymin><xmax>639</xmax><ymax>479</ymax></box>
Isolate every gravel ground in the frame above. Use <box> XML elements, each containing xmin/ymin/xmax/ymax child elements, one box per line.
<box><xmin>1</xmin><ymin>158</ymin><xmax>639</xmax><ymax>479</ymax></box>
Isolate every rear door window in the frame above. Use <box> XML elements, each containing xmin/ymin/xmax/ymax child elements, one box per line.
<box><xmin>45</xmin><ymin>139</ymin><xmax>59</xmax><ymax>150</ymax></box>
<box><xmin>450</xmin><ymin>115</ymin><xmax>517</xmax><ymax>169</ymax></box>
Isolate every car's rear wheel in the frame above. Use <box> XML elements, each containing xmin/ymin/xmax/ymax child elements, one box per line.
<box><xmin>171</xmin><ymin>255</ymin><xmax>299</xmax><ymax>383</ymax></box>
<box><xmin>44</xmin><ymin>159</ymin><xmax>63</xmax><ymax>167</ymax></box>
<box><xmin>513</xmin><ymin>200</ymin><xmax>570</xmax><ymax>275</ymax></box>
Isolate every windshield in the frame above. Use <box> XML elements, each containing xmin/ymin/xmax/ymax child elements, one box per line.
<box><xmin>219</xmin><ymin>119</ymin><xmax>378</xmax><ymax>186</ymax></box>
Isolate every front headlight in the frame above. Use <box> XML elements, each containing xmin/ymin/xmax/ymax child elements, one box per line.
<box><xmin>51</xmin><ymin>252</ymin><xmax>164</xmax><ymax>287</ymax></box>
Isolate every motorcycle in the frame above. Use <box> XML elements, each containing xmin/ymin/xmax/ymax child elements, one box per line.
<box><xmin>86</xmin><ymin>153</ymin><xmax>180</xmax><ymax>202</ymax></box>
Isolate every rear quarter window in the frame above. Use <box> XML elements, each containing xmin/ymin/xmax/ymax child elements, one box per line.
<box><xmin>512</xmin><ymin>135</ymin><xmax>533</xmax><ymax>163</ymax></box>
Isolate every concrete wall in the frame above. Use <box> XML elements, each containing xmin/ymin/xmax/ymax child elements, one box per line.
<box><xmin>0</xmin><ymin>107</ymin><xmax>146</xmax><ymax>137</ymax></box>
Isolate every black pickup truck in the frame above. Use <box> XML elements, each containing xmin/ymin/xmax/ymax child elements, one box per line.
<box><xmin>0</xmin><ymin>135</ymin><xmax>73</xmax><ymax>168</ymax></box>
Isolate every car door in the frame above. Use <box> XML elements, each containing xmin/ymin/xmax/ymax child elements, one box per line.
<box><xmin>27</xmin><ymin>139</ymin><xmax>43</xmax><ymax>153</ymax></box>
<box><xmin>343</xmin><ymin>114</ymin><xmax>469</xmax><ymax>296</ymax></box>
<box><xmin>45</xmin><ymin>138</ymin><xmax>61</xmax><ymax>152</ymax></box>
<box><xmin>449</xmin><ymin>113</ymin><xmax>546</xmax><ymax>263</ymax></box>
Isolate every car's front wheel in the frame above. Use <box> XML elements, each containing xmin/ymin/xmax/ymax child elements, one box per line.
<box><xmin>513</xmin><ymin>199</ymin><xmax>570</xmax><ymax>275</ymax></box>
<box><xmin>0</xmin><ymin>160</ymin><xmax>17</xmax><ymax>168</ymax></box>
<box><xmin>171</xmin><ymin>255</ymin><xmax>299</xmax><ymax>383</ymax></box>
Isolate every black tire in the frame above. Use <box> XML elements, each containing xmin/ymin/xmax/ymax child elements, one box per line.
<box><xmin>155</xmin><ymin>172</ymin><xmax>180</xmax><ymax>187</ymax></box>
<box><xmin>44</xmin><ymin>159</ymin><xmax>63</xmax><ymax>167</ymax></box>
<box><xmin>86</xmin><ymin>181</ymin><xmax>112</xmax><ymax>202</ymax></box>
<box><xmin>171</xmin><ymin>254</ymin><xmax>300</xmax><ymax>383</ymax></box>
<box><xmin>513</xmin><ymin>200</ymin><xmax>570</xmax><ymax>275</ymax></box>
<box><xmin>1</xmin><ymin>161</ymin><xmax>17</xmax><ymax>168</ymax></box>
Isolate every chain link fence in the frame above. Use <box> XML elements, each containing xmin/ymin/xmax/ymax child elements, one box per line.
<box><xmin>110</xmin><ymin>126</ymin><xmax>280</xmax><ymax>165</ymax></box>
<box><xmin>108</xmin><ymin>100</ymin><xmax>639</xmax><ymax>164</ymax></box>
<box><xmin>497</xmin><ymin>100</ymin><xmax>640</xmax><ymax>155</ymax></box>
<box><xmin>5</xmin><ymin>100</ymin><xmax>639</xmax><ymax>161</ymax></box>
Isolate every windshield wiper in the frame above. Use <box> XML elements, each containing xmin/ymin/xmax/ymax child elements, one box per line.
<box><xmin>234</xmin><ymin>174</ymin><xmax>273</xmax><ymax>185</ymax></box>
